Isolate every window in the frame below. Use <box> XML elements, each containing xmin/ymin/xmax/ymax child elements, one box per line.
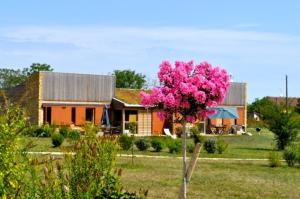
<box><xmin>71</xmin><ymin>107</ymin><xmax>76</xmax><ymax>124</ymax></box>
<box><xmin>125</xmin><ymin>110</ymin><xmax>138</xmax><ymax>122</ymax></box>
<box><xmin>86</xmin><ymin>108</ymin><xmax>95</xmax><ymax>122</ymax></box>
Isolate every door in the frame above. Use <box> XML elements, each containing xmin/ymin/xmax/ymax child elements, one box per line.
<box><xmin>138</xmin><ymin>110</ymin><xmax>152</xmax><ymax>136</ymax></box>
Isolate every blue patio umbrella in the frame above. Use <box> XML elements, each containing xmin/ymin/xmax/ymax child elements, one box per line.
<box><xmin>208</xmin><ymin>107</ymin><xmax>239</xmax><ymax>119</ymax></box>
<box><xmin>102</xmin><ymin>105</ymin><xmax>110</xmax><ymax>126</ymax></box>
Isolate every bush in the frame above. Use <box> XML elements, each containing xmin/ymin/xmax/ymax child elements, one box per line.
<box><xmin>269</xmin><ymin>151</ymin><xmax>282</xmax><ymax>167</ymax></box>
<box><xmin>51</xmin><ymin>133</ymin><xmax>64</xmax><ymax>147</ymax></box>
<box><xmin>190</xmin><ymin>131</ymin><xmax>205</xmax><ymax>144</ymax></box>
<box><xmin>283</xmin><ymin>144</ymin><xmax>299</xmax><ymax>167</ymax></box>
<box><xmin>151</xmin><ymin>139</ymin><xmax>165</xmax><ymax>152</ymax></box>
<box><xmin>187</xmin><ymin>143</ymin><xmax>195</xmax><ymax>153</ymax></box>
<box><xmin>216</xmin><ymin>138</ymin><xmax>228</xmax><ymax>154</ymax></box>
<box><xmin>204</xmin><ymin>139</ymin><xmax>216</xmax><ymax>154</ymax></box>
<box><xmin>59</xmin><ymin>126</ymin><xmax>70</xmax><ymax>137</ymax></box>
<box><xmin>68</xmin><ymin>129</ymin><xmax>81</xmax><ymax>141</ymax></box>
<box><xmin>167</xmin><ymin>139</ymin><xmax>181</xmax><ymax>154</ymax></box>
<box><xmin>119</xmin><ymin>134</ymin><xmax>133</xmax><ymax>151</ymax></box>
<box><xmin>135</xmin><ymin>139</ymin><xmax>150</xmax><ymax>151</ymax></box>
<box><xmin>30</xmin><ymin>124</ymin><xmax>55</xmax><ymax>137</ymax></box>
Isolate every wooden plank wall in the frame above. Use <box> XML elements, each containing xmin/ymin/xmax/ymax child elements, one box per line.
<box><xmin>41</xmin><ymin>72</ymin><xmax>115</xmax><ymax>102</ymax></box>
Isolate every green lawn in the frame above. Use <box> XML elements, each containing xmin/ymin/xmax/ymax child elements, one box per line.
<box><xmin>27</xmin><ymin>128</ymin><xmax>280</xmax><ymax>159</ymax></box>
<box><xmin>118</xmin><ymin>157</ymin><xmax>300</xmax><ymax>199</ymax></box>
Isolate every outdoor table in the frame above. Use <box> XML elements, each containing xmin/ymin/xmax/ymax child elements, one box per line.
<box><xmin>212</xmin><ymin>126</ymin><xmax>226</xmax><ymax>134</ymax></box>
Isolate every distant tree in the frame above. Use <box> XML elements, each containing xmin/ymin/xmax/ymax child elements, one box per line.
<box><xmin>266</xmin><ymin>106</ymin><xmax>299</xmax><ymax>150</ymax></box>
<box><xmin>0</xmin><ymin>63</ymin><xmax>53</xmax><ymax>89</ymax></box>
<box><xmin>23</xmin><ymin>63</ymin><xmax>53</xmax><ymax>76</ymax></box>
<box><xmin>0</xmin><ymin>69</ymin><xmax>26</xmax><ymax>89</ymax></box>
<box><xmin>113</xmin><ymin>70</ymin><xmax>146</xmax><ymax>89</ymax></box>
<box><xmin>295</xmin><ymin>98</ymin><xmax>300</xmax><ymax>114</ymax></box>
<box><xmin>248</xmin><ymin>97</ymin><xmax>276</xmax><ymax>120</ymax></box>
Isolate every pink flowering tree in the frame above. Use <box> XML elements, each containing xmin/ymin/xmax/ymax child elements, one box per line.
<box><xmin>140</xmin><ymin>60</ymin><xmax>230</xmax><ymax>198</ymax></box>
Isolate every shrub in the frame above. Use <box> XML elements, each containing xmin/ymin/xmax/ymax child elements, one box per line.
<box><xmin>59</xmin><ymin>126</ymin><xmax>70</xmax><ymax>137</ymax></box>
<box><xmin>269</xmin><ymin>151</ymin><xmax>282</xmax><ymax>167</ymax></box>
<box><xmin>167</xmin><ymin>139</ymin><xmax>182</xmax><ymax>154</ymax></box>
<box><xmin>135</xmin><ymin>139</ymin><xmax>150</xmax><ymax>151</ymax></box>
<box><xmin>151</xmin><ymin>139</ymin><xmax>165</xmax><ymax>152</ymax></box>
<box><xmin>68</xmin><ymin>129</ymin><xmax>81</xmax><ymax>141</ymax></box>
<box><xmin>128</xmin><ymin>122</ymin><xmax>137</xmax><ymax>134</ymax></box>
<box><xmin>187</xmin><ymin>143</ymin><xmax>195</xmax><ymax>153</ymax></box>
<box><xmin>52</xmin><ymin>133</ymin><xmax>64</xmax><ymax>147</ymax></box>
<box><xmin>190</xmin><ymin>131</ymin><xmax>205</xmax><ymax>145</ymax></box>
<box><xmin>283</xmin><ymin>144</ymin><xmax>300</xmax><ymax>167</ymax></box>
<box><xmin>204</xmin><ymin>139</ymin><xmax>216</xmax><ymax>154</ymax></box>
<box><xmin>216</xmin><ymin>138</ymin><xmax>228</xmax><ymax>154</ymax></box>
<box><xmin>31</xmin><ymin>124</ymin><xmax>55</xmax><ymax>137</ymax></box>
<box><xmin>119</xmin><ymin>134</ymin><xmax>133</xmax><ymax>151</ymax></box>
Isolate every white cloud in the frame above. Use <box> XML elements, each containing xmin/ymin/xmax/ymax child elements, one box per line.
<box><xmin>1</xmin><ymin>25</ymin><xmax>300</xmax><ymax>100</ymax></box>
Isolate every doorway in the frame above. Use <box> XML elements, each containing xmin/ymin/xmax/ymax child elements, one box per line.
<box><xmin>71</xmin><ymin>107</ymin><xmax>76</xmax><ymax>124</ymax></box>
<box><xmin>86</xmin><ymin>108</ymin><xmax>95</xmax><ymax>123</ymax></box>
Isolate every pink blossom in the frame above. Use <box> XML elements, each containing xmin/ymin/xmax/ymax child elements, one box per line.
<box><xmin>140</xmin><ymin>60</ymin><xmax>230</xmax><ymax>123</ymax></box>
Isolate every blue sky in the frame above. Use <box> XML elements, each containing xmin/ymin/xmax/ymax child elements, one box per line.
<box><xmin>1</xmin><ymin>1</ymin><xmax>300</xmax><ymax>102</ymax></box>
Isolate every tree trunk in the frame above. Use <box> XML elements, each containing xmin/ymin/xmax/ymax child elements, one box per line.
<box><xmin>182</xmin><ymin>120</ymin><xmax>187</xmax><ymax>199</ymax></box>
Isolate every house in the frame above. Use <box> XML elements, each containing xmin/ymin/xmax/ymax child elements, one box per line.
<box><xmin>111</xmin><ymin>88</ymin><xmax>170</xmax><ymax>136</ymax></box>
<box><xmin>8</xmin><ymin>72</ymin><xmax>115</xmax><ymax>126</ymax></box>
<box><xmin>112</xmin><ymin>82</ymin><xmax>247</xmax><ymax>135</ymax></box>
<box><xmin>7</xmin><ymin>71</ymin><xmax>247</xmax><ymax>135</ymax></box>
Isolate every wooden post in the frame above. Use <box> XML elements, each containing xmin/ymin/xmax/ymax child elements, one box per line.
<box><xmin>178</xmin><ymin>143</ymin><xmax>202</xmax><ymax>199</ymax></box>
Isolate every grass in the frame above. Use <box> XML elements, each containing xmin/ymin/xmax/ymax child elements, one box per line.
<box><xmin>27</xmin><ymin>128</ymin><xmax>281</xmax><ymax>159</ymax></box>
<box><xmin>118</xmin><ymin>157</ymin><xmax>300</xmax><ymax>199</ymax></box>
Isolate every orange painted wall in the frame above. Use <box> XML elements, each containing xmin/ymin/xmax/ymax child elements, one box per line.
<box><xmin>236</xmin><ymin>107</ymin><xmax>245</xmax><ymax>125</ymax></box>
<box><xmin>51</xmin><ymin>106</ymin><xmax>72</xmax><ymax>125</ymax></box>
<box><xmin>48</xmin><ymin>105</ymin><xmax>105</xmax><ymax>126</ymax></box>
<box><xmin>152</xmin><ymin>111</ymin><xmax>165</xmax><ymax>135</ymax></box>
<box><xmin>95</xmin><ymin>107</ymin><xmax>104</xmax><ymax>125</ymax></box>
<box><xmin>75</xmin><ymin>107</ymin><xmax>86</xmax><ymax>126</ymax></box>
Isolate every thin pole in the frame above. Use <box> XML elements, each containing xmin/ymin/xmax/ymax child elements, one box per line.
<box><xmin>182</xmin><ymin>120</ymin><xmax>187</xmax><ymax>199</ymax></box>
<box><xmin>286</xmin><ymin>75</ymin><xmax>288</xmax><ymax>113</ymax></box>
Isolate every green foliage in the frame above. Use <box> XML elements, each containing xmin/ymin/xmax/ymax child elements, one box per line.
<box><xmin>187</xmin><ymin>143</ymin><xmax>195</xmax><ymax>153</ymax></box>
<box><xmin>283</xmin><ymin>144</ymin><xmax>299</xmax><ymax>167</ymax></box>
<box><xmin>113</xmin><ymin>69</ymin><xmax>146</xmax><ymax>89</ymax></box>
<box><xmin>295</xmin><ymin>98</ymin><xmax>300</xmax><ymax>114</ymax></box>
<box><xmin>248</xmin><ymin>97</ymin><xmax>275</xmax><ymax>120</ymax></box>
<box><xmin>59</xmin><ymin>125</ymin><xmax>70</xmax><ymax>137</ymax></box>
<box><xmin>167</xmin><ymin>139</ymin><xmax>182</xmax><ymax>154</ymax></box>
<box><xmin>283</xmin><ymin>147</ymin><xmax>297</xmax><ymax>167</ymax></box>
<box><xmin>268</xmin><ymin>151</ymin><xmax>282</xmax><ymax>167</ymax></box>
<box><xmin>190</xmin><ymin>126</ymin><xmax>205</xmax><ymax>144</ymax></box>
<box><xmin>267</xmin><ymin>111</ymin><xmax>299</xmax><ymax>150</ymax></box>
<box><xmin>204</xmin><ymin>139</ymin><xmax>217</xmax><ymax>154</ymax></box>
<box><xmin>135</xmin><ymin>139</ymin><xmax>150</xmax><ymax>151</ymax></box>
<box><xmin>119</xmin><ymin>134</ymin><xmax>134</xmax><ymax>151</ymax></box>
<box><xmin>128</xmin><ymin>122</ymin><xmax>137</xmax><ymax>134</ymax></box>
<box><xmin>84</xmin><ymin>122</ymin><xmax>99</xmax><ymax>135</ymax></box>
<box><xmin>216</xmin><ymin>138</ymin><xmax>228</xmax><ymax>154</ymax></box>
<box><xmin>68</xmin><ymin>129</ymin><xmax>81</xmax><ymax>141</ymax></box>
<box><xmin>0</xmin><ymin>105</ymin><xmax>28</xmax><ymax>198</ymax></box>
<box><xmin>29</xmin><ymin>124</ymin><xmax>55</xmax><ymax>137</ymax></box>
<box><xmin>0</xmin><ymin>63</ymin><xmax>53</xmax><ymax>89</ymax></box>
<box><xmin>151</xmin><ymin>139</ymin><xmax>165</xmax><ymax>152</ymax></box>
<box><xmin>51</xmin><ymin>133</ymin><xmax>64</xmax><ymax>147</ymax></box>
